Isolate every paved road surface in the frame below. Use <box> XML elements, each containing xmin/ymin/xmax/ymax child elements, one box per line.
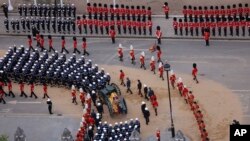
<box><xmin>0</xmin><ymin>36</ymin><xmax>250</xmax><ymax>140</ymax></box>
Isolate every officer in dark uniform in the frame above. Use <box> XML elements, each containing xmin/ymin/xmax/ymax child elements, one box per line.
<box><xmin>23</xmin><ymin>4</ymin><xmax>28</xmax><ymax>16</ymax></box>
<box><xmin>1</xmin><ymin>3</ymin><xmax>8</xmax><ymax>18</ymax></box>
<box><xmin>35</xmin><ymin>17</ymin><xmax>40</xmax><ymax>32</ymax></box>
<box><xmin>70</xmin><ymin>18</ymin><xmax>75</xmax><ymax>34</ymax></box>
<box><xmin>29</xmin><ymin>4</ymin><xmax>33</xmax><ymax>16</ymax></box>
<box><xmin>66</xmin><ymin>18</ymin><xmax>71</xmax><ymax>34</ymax></box>
<box><xmin>4</xmin><ymin>18</ymin><xmax>9</xmax><ymax>32</ymax></box>
<box><xmin>21</xmin><ymin>18</ymin><xmax>26</xmax><ymax>32</ymax></box>
<box><xmin>41</xmin><ymin>17</ymin><xmax>45</xmax><ymax>33</ymax></box>
<box><xmin>48</xmin><ymin>4</ymin><xmax>52</xmax><ymax>17</ymax></box>
<box><xmin>56</xmin><ymin>4</ymin><xmax>60</xmax><ymax>17</ymax></box>
<box><xmin>26</xmin><ymin>17</ymin><xmax>31</xmax><ymax>32</ymax></box>
<box><xmin>11</xmin><ymin>19</ymin><xmax>16</xmax><ymax>33</ymax></box>
<box><xmin>57</xmin><ymin>18</ymin><xmax>62</xmax><ymax>33</ymax></box>
<box><xmin>38</xmin><ymin>4</ymin><xmax>42</xmax><ymax>17</ymax></box>
<box><xmin>67</xmin><ymin>4</ymin><xmax>72</xmax><ymax>17</ymax></box>
<box><xmin>51</xmin><ymin>17</ymin><xmax>56</xmax><ymax>33</ymax></box>
<box><xmin>72</xmin><ymin>4</ymin><xmax>76</xmax><ymax>17</ymax></box>
<box><xmin>62</xmin><ymin>18</ymin><xmax>66</xmax><ymax>34</ymax></box>
<box><xmin>45</xmin><ymin>17</ymin><xmax>50</xmax><ymax>33</ymax></box>
<box><xmin>52</xmin><ymin>4</ymin><xmax>56</xmax><ymax>17</ymax></box>
<box><xmin>18</xmin><ymin>4</ymin><xmax>23</xmax><ymax>16</ymax></box>
<box><xmin>41</xmin><ymin>4</ymin><xmax>46</xmax><ymax>17</ymax></box>
<box><xmin>44</xmin><ymin>4</ymin><xmax>48</xmax><ymax>17</ymax></box>
<box><xmin>63</xmin><ymin>4</ymin><xmax>67</xmax><ymax>17</ymax></box>
<box><xmin>33</xmin><ymin>4</ymin><xmax>38</xmax><ymax>16</ymax></box>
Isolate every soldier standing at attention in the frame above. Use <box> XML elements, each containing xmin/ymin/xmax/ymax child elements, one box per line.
<box><xmin>162</xmin><ymin>2</ymin><xmax>169</xmax><ymax>19</ymax></box>
<box><xmin>109</xmin><ymin>26</ymin><xmax>116</xmax><ymax>44</ymax></box>
<box><xmin>155</xmin><ymin>26</ymin><xmax>162</xmax><ymax>44</ymax></box>
<box><xmin>129</xmin><ymin>45</ymin><xmax>135</xmax><ymax>64</ymax></box>
<box><xmin>140</xmin><ymin>51</ymin><xmax>146</xmax><ymax>70</ymax></box>
<box><xmin>117</xmin><ymin>44</ymin><xmax>123</xmax><ymax>62</ymax></box>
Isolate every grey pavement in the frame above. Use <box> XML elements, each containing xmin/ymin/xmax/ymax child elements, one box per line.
<box><xmin>0</xmin><ymin>37</ymin><xmax>250</xmax><ymax>140</ymax></box>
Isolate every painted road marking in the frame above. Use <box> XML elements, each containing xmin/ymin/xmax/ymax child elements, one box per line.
<box><xmin>0</xmin><ymin>109</ymin><xmax>10</xmax><ymax>113</ymax></box>
<box><xmin>169</xmin><ymin>60</ymin><xmax>209</xmax><ymax>64</ymax></box>
<box><xmin>8</xmin><ymin>100</ymin><xmax>42</xmax><ymax>104</ymax></box>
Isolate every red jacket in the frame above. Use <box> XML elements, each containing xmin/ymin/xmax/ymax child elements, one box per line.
<box><xmin>30</xmin><ymin>83</ymin><xmax>34</xmax><ymax>92</ymax></box>
<box><xmin>28</xmin><ymin>38</ymin><xmax>32</xmax><ymax>47</ymax></box>
<box><xmin>120</xmin><ymin>72</ymin><xmax>125</xmax><ymax>79</ymax></box>
<box><xmin>204</xmin><ymin>32</ymin><xmax>210</xmax><ymax>40</ymax></box>
<box><xmin>163</xmin><ymin>5</ymin><xmax>169</xmax><ymax>13</ymax></box>
<box><xmin>192</xmin><ymin>68</ymin><xmax>198</xmax><ymax>76</ymax></box>
<box><xmin>49</xmin><ymin>39</ymin><xmax>52</xmax><ymax>47</ymax></box>
<box><xmin>43</xmin><ymin>84</ymin><xmax>47</xmax><ymax>93</ymax></box>
<box><xmin>82</xmin><ymin>41</ymin><xmax>87</xmax><ymax>49</ymax></box>
<box><xmin>129</xmin><ymin>50</ymin><xmax>135</xmax><ymax>60</ymax></box>
<box><xmin>140</xmin><ymin>55</ymin><xmax>145</xmax><ymax>64</ymax></box>
<box><xmin>109</xmin><ymin>30</ymin><xmax>116</xmax><ymax>38</ymax></box>
<box><xmin>62</xmin><ymin>39</ymin><xmax>65</xmax><ymax>48</ymax></box>
<box><xmin>40</xmin><ymin>38</ymin><xmax>44</xmax><ymax>47</ymax></box>
<box><xmin>73</xmin><ymin>40</ymin><xmax>77</xmax><ymax>48</ymax></box>
<box><xmin>155</xmin><ymin>30</ymin><xmax>162</xmax><ymax>38</ymax></box>
<box><xmin>8</xmin><ymin>81</ymin><xmax>12</xmax><ymax>91</ymax></box>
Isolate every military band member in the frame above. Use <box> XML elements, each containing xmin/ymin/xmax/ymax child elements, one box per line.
<box><xmin>71</xmin><ymin>18</ymin><xmax>76</xmax><ymax>34</ymax></box>
<box><xmin>51</xmin><ymin>17</ymin><xmax>56</xmax><ymax>33</ymax></box>
<box><xmin>23</xmin><ymin>4</ymin><xmax>28</xmax><ymax>16</ymax></box>
<box><xmin>18</xmin><ymin>4</ymin><xmax>23</xmax><ymax>16</ymax></box>
<box><xmin>45</xmin><ymin>17</ymin><xmax>50</xmax><ymax>33</ymax></box>
<box><xmin>11</xmin><ymin>19</ymin><xmax>16</xmax><ymax>33</ymax></box>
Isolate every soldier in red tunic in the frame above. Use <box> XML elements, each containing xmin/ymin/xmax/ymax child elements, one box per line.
<box><xmin>156</xmin><ymin>129</ymin><xmax>160</xmax><ymax>141</ymax></box>
<box><xmin>88</xmin><ymin>17</ymin><xmax>93</xmax><ymax>34</ymax></box>
<box><xmin>152</xmin><ymin>99</ymin><xmax>159</xmax><ymax>116</ymax></box>
<box><xmin>184</xmin><ymin>18</ymin><xmax>189</xmax><ymax>36</ymax></box>
<box><xmin>170</xmin><ymin>70</ymin><xmax>176</xmax><ymax>89</ymax></box>
<box><xmin>163</xmin><ymin>2</ymin><xmax>169</xmax><ymax>19</ymax></box>
<box><xmin>204</xmin><ymin>28</ymin><xmax>210</xmax><ymax>46</ymax></box>
<box><xmin>0</xmin><ymin>88</ymin><xmax>6</xmax><ymax>104</ymax></box>
<box><xmin>61</xmin><ymin>36</ymin><xmax>69</xmax><ymax>53</ymax></box>
<box><xmin>155</xmin><ymin>26</ymin><xmax>162</xmax><ymax>44</ymax></box>
<box><xmin>150</xmin><ymin>56</ymin><xmax>156</xmax><ymax>74</ymax></box>
<box><xmin>119</xmin><ymin>70</ymin><xmax>125</xmax><ymax>86</ymax></box>
<box><xmin>156</xmin><ymin>46</ymin><xmax>162</xmax><ymax>63</ymax></box>
<box><xmin>183</xmin><ymin>6</ymin><xmax>187</xmax><ymax>20</ymax></box>
<box><xmin>240</xmin><ymin>17</ymin><xmax>246</xmax><ymax>36</ymax></box>
<box><xmin>109</xmin><ymin>26</ymin><xmax>116</xmax><ymax>44</ymax></box>
<box><xmin>79</xmin><ymin>88</ymin><xmax>85</xmax><ymax>106</ymax></box>
<box><xmin>140</xmin><ymin>51</ymin><xmax>146</xmax><ymax>70</ymax></box>
<box><xmin>76</xmin><ymin>16</ymin><xmax>82</xmax><ymax>34</ymax></box>
<box><xmin>82</xmin><ymin>37</ymin><xmax>89</xmax><ymax>56</ymax></box>
<box><xmin>192</xmin><ymin>63</ymin><xmax>199</xmax><ymax>83</ymax></box>
<box><xmin>104</xmin><ymin>19</ymin><xmax>109</xmax><ymax>34</ymax></box>
<box><xmin>122</xmin><ymin>18</ymin><xmax>127</xmax><ymax>34</ymax></box>
<box><xmin>87</xmin><ymin>3</ymin><xmax>92</xmax><ymax>19</ymax></box>
<box><xmin>43</xmin><ymin>83</ymin><xmax>49</xmax><ymax>99</ymax></box>
<box><xmin>82</xmin><ymin>15</ymin><xmax>88</xmax><ymax>34</ymax></box>
<box><xmin>73</xmin><ymin>36</ymin><xmax>81</xmax><ymax>54</ymax></box>
<box><xmin>147</xmin><ymin>17</ymin><xmax>153</xmax><ymax>35</ymax></box>
<box><xmin>48</xmin><ymin>35</ymin><xmax>55</xmax><ymax>52</ymax></box>
<box><xmin>71</xmin><ymin>85</ymin><xmax>77</xmax><ymax>105</ymax></box>
<box><xmin>99</xmin><ymin>18</ymin><xmax>104</xmax><ymax>34</ymax></box>
<box><xmin>117</xmin><ymin>44</ymin><xmax>123</xmax><ymax>62</ymax></box>
<box><xmin>19</xmin><ymin>80</ymin><xmax>27</xmax><ymax>98</ymax></box>
<box><xmin>30</xmin><ymin>82</ymin><xmax>38</xmax><ymax>99</ymax></box>
<box><xmin>93</xmin><ymin>18</ymin><xmax>99</xmax><ymax>34</ymax></box>
<box><xmin>28</xmin><ymin>35</ymin><xmax>35</xmax><ymax>51</ymax></box>
<box><xmin>129</xmin><ymin>45</ymin><xmax>135</xmax><ymax>64</ymax></box>
<box><xmin>177</xmin><ymin>77</ymin><xmax>183</xmax><ymax>96</ymax></box>
<box><xmin>40</xmin><ymin>34</ymin><xmax>45</xmax><ymax>52</ymax></box>
<box><xmin>173</xmin><ymin>17</ymin><xmax>178</xmax><ymax>35</ymax></box>
<box><xmin>116</xmin><ymin>18</ymin><xmax>121</xmax><ymax>34</ymax></box>
<box><xmin>8</xmin><ymin>80</ymin><xmax>15</xmax><ymax>98</ymax></box>
<box><xmin>158</xmin><ymin>62</ymin><xmax>164</xmax><ymax>80</ymax></box>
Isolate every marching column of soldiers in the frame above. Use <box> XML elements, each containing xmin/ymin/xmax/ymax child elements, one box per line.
<box><xmin>75</xmin><ymin>3</ymin><xmax>153</xmax><ymax>36</ymax></box>
<box><xmin>4</xmin><ymin>3</ymin><xmax>77</xmax><ymax>34</ymax></box>
<box><xmin>173</xmin><ymin>3</ymin><xmax>250</xmax><ymax>37</ymax></box>
<box><xmin>0</xmin><ymin>45</ymin><xmax>111</xmax><ymax>100</ymax></box>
